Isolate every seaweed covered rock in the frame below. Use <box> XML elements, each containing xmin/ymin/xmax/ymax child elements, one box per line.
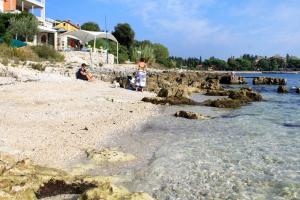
<box><xmin>228</xmin><ymin>88</ymin><xmax>263</xmax><ymax>102</ymax></box>
<box><xmin>203</xmin><ymin>98</ymin><xmax>245</xmax><ymax>108</ymax></box>
<box><xmin>142</xmin><ymin>97</ymin><xmax>201</xmax><ymax>106</ymax></box>
<box><xmin>277</xmin><ymin>86</ymin><xmax>289</xmax><ymax>93</ymax></box>
<box><xmin>174</xmin><ymin>111</ymin><xmax>210</xmax><ymax>120</ymax></box>
<box><xmin>203</xmin><ymin>88</ymin><xmax>262</xmax><ymax>108</ymax></box>
<box><xmin>205</xmin><ymin>90</ymin><xmax>230</xmax><ymax>96</ymax></box>
<box><xmin>157</xmin><ymin>86</ymin><xmax>201</xmax><ymax>98</ymax></box>
<box><xmin>253</xmin><ymin>77</ymin><xmax>287</xmax><ymax>85</ymax></box>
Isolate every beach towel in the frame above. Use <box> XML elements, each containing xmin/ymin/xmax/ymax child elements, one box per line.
<box><xmin>136</xmin><ymin>70</ymin><xmax>147</xmax><ymax>88</ymax></box>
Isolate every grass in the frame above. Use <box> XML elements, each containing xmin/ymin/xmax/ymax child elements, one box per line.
<box><xmin>0</xmin><ymin>44</ymin><xmax>65</xmax><ymax>65</ymax></box>
<box><xmin>31</xmin><ymin>45</ymin><xmax>64</xmax><ymax>62</ymax></box>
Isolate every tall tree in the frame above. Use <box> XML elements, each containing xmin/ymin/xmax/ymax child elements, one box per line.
<box><xmin>153</xmin><ymin>43</ymin><xmax>169</xmax><ymax>64</ymax></box>
<box><xmin>112</xmin><ymin>23</ymin><xmax>135</xmax><ymax>50</ymax></box>
<box><xmin>81</xmin><ymin>22</ymin><xmax>101</xmax><ymax>31</ymax></box>
<box><xmin>9</xmin><ymin>15</ymin><xmax>38</xmax><ymax>41</ymax></box>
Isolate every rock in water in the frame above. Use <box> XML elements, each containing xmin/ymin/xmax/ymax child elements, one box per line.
<box><xmin>78</xmin><ymin>185</ymin><xmax>154</xmax><ymax>200</ymax></box>
<box><xmin>296</xmin><ymin>88</ymin><xmax>300</xmax><ymax>94</ymax></box>
<box><xmin>205</xmin><ymin>90</ymin><xmax>230</xmax><ymax>96</ymax></box>
<box><xmin>202</xmin><ymin>88</ymin><xmax>262</xmax><ymax>108</ymax></box>
<box><xmin>278</xmin><ymin>86</ymin><xmax>289</xmax><ymax>93</ymax></box>
<box><xmin>219</xmin><ymin>75</ymin><xmax>247</xmax><ymax>84</ymax></box>
<box><xmin>253</xmin><ymin>77</ymin><xmax>287</xmax><ymax>85</ymax></box>
<box><xmin>142</xmin><ymin>97</ymin><xmax>201</xmax><ymax>106</ymax></box>
<box><xmin>202</xmin><ymin>98</ymin><xmax>246</xmax><ymax>108</ymax></box>
<box><xmin>175</xmin><ymin>111</ymin><xmax>210</xmax><ymax>120</ymax></box>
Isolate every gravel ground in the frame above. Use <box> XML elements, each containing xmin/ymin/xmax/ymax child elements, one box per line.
<box><xmin>0</xmin><ymin>78</ymin><xmax>158</xmax><ymax>170</ymax></box>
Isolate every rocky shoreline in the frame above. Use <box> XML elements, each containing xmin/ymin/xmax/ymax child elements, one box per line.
<box><xmin>0</xmin><ymin>61</ymin><xmax>298</xmax><ymax>200</ymax></box>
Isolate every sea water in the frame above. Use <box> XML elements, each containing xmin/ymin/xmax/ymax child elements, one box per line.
<box><xmin>96</xmin><ymin>74</ymin><xmax>300</xmax><ymax>200</ymax></box>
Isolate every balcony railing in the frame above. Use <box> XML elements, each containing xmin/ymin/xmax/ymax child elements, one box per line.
<box><xmin>24</xmin><ymin>0</ymin><xmax>45</xmax><ymax>7</ymax></box>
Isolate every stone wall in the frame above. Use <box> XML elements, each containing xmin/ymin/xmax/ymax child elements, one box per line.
<box><xmin>63</xmin><ymin>51</ymin><xmax>115</xmax><ymax>66</ymax></box>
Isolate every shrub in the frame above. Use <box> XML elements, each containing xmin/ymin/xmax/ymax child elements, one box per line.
<box><xmin>0</xmin><ymin>44</ymin><xmax>39</xmax><ymax>62</ymax></box>
<box><xmin>31</xmin><ymin>63</ymin><xmax>45</xmax><ymax>71</ymax></box>
<box><xmin>31</xmin><ymin>45</ymin><xmax>64</xmax><ymax>62</ymax></box>
<box><xmin>0</xmin><ymin>43</ymin><xmax>14</xmax><ymax>58</ymax></box>
<box><xmin>13</xmin><ymin>47</ymin><xmax>38</xmax><ymax>61</ymax></box>
<box><xmin>1</xmin><ymin>57</ymin><xmax>9</xmax><ymax>66</ymax></box>
<box><xmin>131</xmin><ymin>45</ymin><xmax>155</xmax><ymax>64</ymax></box>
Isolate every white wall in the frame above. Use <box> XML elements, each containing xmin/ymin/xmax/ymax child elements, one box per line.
<box><xmin>0</xmin><ymin>0</ymin><xmax>4</xmax><ymax>12</ymax></box>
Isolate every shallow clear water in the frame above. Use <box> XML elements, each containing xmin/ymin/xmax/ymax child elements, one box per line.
<box><xmin>96</xmin><ymin>74</ymin><xmax>300</xmax><ymax>200</ymax></box>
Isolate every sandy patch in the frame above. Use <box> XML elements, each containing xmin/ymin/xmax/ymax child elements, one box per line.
<box><xmin>0</xmin><ymin>79</ymin><xmax>158</xmax><ymax>170</ymax></box>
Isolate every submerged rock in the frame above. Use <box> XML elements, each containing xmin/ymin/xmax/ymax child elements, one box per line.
<box><xmin>85</xmin><ymin>149</ymin><xmax>136</xmax><ymax>163</ymax></box>
<box><xmin>79</xmin><ymin>184</ymin><xmax>154</xmax><ymax>200</ymax></box>
<box><xmin>253</xmin><ymin>77</ymin><xmax>287</xmax><ymax>85</ymax></box>
<box><xmin>142</xmin><ymin>97</ymin><xmax>201</xmax><ymax>106</ymax></box>
<box><xmin>277</xmin><ymin>86</ymin><xmax>289</xmax><ymax>93</ymax></box>
<box><xmin>175</xmin><ymin>111</ymin><xmax>210</xmax><ymax>120</ymax></box>
<box><xmin>0</xmin><ymin>152</ymin><xmax>153</xmax><ymax>200</ymax></box>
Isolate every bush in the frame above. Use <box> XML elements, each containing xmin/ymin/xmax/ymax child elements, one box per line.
<box><xmin>31</xmin><ymin>45</ymin><xmax>64</xmax><ymax>62</ymax></box>
<box><xmin>1</xmin><ymin>57</ymin><xmax>9</xmax><ymax>66</ymax></box>
<box><xmin>0</xmin><ymin>44</ymin><xmax>39</xmax><ymax>63</ymax></box>
<box><xmin>31</xmin><ymin>63</ymin><xmax>45</xmax><ymax>71</ymax></box>
<box><xmin>131</xmin><ymin>45</ymin><xmax>155</xmax><ymax>64</ymax></box>
<box><xmin>13</xmin><ymin>47</ymin><xmax>38</xmax><ymax>61</ymax></box>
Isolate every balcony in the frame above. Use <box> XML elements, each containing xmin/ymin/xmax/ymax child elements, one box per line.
<box><xmin>37</xmin><ymin>16</ymin><xmax>54</xmax><ymax>28</ymax></box>
<box><xmin>16</xmin><ymin>0</ymin><xmax>45</xmax><ymax>9</ymax></box>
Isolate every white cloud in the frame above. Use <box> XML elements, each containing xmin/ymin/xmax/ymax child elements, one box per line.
<box><xmin>94</xmin><ymin>0</ymin><xmax>300</xmax><ymax>58</ymax></box>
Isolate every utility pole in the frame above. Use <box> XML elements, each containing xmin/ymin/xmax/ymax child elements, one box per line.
<box><xmin>105</xmin><ymin>16</ymin><xmax>109</xmax><ymax>64</ymax></box>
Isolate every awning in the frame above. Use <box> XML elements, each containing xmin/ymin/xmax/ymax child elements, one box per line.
<box><xmin>38</xmin><ymin>25</ymin><xmax>57</xmax><ymax>33</ymax></box>
<box><xmin>64</xmin><ymin>30</ymin><xmax>119</xmax><ymax>64</ymax></box>
<box><xmin>65</xmin><ymin>30</ymin><xmax>118</xmax><ymax>43</ymax></box>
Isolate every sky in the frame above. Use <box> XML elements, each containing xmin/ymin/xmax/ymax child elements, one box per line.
<box><xmin>47</xmin><ymin>0</ymin><xmax>300</xmax><ymax>59</ymax></box>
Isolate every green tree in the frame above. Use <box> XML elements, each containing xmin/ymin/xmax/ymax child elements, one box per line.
<box><xmin>287</xmin><ymin>56</ymin><xmax>300</xmax><ymax>69</ymax></box>
<box><xmin>153</xmin><ymin>43</ymin><xmax>169</xmax><ymax>64</ymax></box>
<box><xmin>112</xmin><ymin>23</ymin><xmax>135</xmax><ymax>50</ymax></box>
<box><xmin>256</xmin><ymin>58</ymin><xmax>270</xmax><ymax>71</ymax></box>
<box><xmin>227</xmin><ymin>58</ymin><xmax>241</xmax><ymax>70</ymax></box>
<box><xmin>81</xmin><ymin>22</ymin><xmax>101</xmax><ymax>31</ymax></box>
<box><xmin>236</xmin><ymin>58</ymin><xmax>252</xmax><ymax>70</ymax></box>
<box><xmin>8</xmin><ymin>15</ymin><xmax>38</xmax><ymax>42</ymax></box>
<box><xmin>203</xmin><ymin>57</ymin><xmax>228</xmax><ymax>70</ymax></box>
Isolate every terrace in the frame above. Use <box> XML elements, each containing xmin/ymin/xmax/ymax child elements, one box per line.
<box><xmin>15</xmin><ymin>0</ymin><xmax>45</xmax><ymax>19</ymax></box>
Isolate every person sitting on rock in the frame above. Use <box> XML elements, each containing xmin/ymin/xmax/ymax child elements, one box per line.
<box><xmin>76</xmin><ymin>63</ymin><xmax>94</xmax><ymax>81</ymax></box>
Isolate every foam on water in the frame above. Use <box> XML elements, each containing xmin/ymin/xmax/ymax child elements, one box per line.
<box><xmin>94</xmin><ymin>74</ymin><xmax>300</xmax><ymax>200</ymax></box>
